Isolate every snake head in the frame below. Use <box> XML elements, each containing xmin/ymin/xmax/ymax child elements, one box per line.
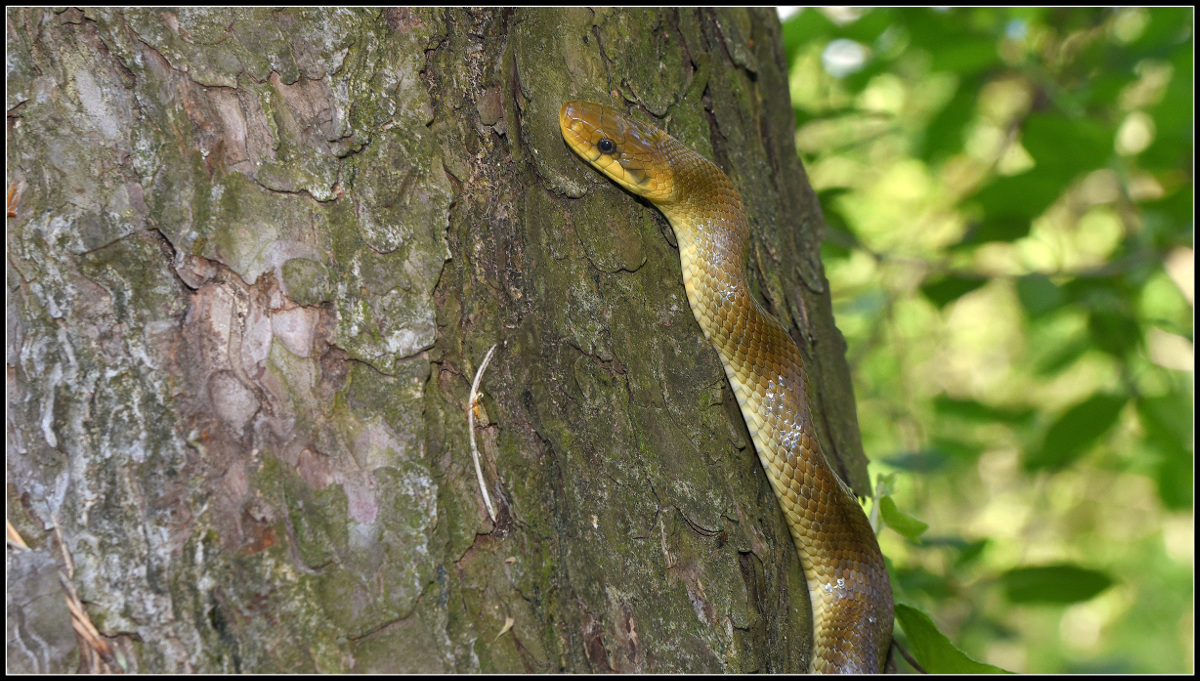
<box><xmin>560</xmin><ymin>100</ymin><xmax>678</xmax><ymax>204</ymax></box>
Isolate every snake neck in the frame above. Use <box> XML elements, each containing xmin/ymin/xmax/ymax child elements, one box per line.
<box><xmin>656</xmin><ymin>157</ymin><xmax>754</xmax><ymax>348</ymax></box>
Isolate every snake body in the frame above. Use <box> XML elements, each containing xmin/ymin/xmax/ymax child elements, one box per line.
<box><xmin>559</xmin><ymin>101</ymin><xmax>893</xmax><ymax>673</ymax></box>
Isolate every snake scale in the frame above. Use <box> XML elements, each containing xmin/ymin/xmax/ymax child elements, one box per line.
<box><xmin>559</xmin><ymin>101</ymin><xmax>893</xmax><ymax>673</ymax></box>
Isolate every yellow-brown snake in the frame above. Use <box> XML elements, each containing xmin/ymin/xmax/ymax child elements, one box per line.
<box><xmin>559</xmin><ymin>101</ymin><xmax>893</xmax><ymax>673</ymax></box>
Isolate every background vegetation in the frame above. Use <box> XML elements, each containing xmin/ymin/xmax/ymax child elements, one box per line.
<box><xmin>780</xmin><ymin>7</ymin><xmax>1192</xmax><ymax>673</ymax></box>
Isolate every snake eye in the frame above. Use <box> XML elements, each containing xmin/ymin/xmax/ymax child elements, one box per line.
<box><xmin>596</xmin><ymin>138</ymin><xmax>616</xmax><ymax>154</ymax></box>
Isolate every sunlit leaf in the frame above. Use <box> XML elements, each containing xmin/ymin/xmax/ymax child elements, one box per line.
<box><xmin>895</xmin><ymin>603</ymin><xmax>1013</xmax><ymax>673</ymax></box>
<box><xmin>880</xmin><ymin>495</ymin><xmax>929</xmax><ymax>539</ymax></box>
<box><xmin>1001</xmin><ymin>564</ymin><xmax>1115</xmax><ymax>604</ymax></box>
<box><xmin>874</xmin><ymin>471</ymin><xmax>900</xmax><ymax>498</ymax></box>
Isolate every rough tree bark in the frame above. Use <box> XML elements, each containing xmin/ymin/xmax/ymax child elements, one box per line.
<box><xmin>7</xmin><ymin>7</ymin><xmax>870</xmax><ymax>673</ymax></box>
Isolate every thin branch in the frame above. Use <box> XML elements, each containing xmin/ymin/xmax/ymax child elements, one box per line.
<box><xmin>468</xmin><ymin>343</ymin><xmax>500</xmax><ymax>523</ymax></box>
<box><xmin>893</xmin><ymin>639</ymin><xmax>927</xmax><ymax>673</ymax></box>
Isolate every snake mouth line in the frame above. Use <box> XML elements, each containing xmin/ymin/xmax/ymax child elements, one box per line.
<box><xmin>559</xmin><ymin>100</ymin><xmax>676</xmax><ymax>202</ymax></box>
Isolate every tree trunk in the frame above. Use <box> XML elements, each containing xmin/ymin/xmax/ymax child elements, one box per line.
<box><xmin>7</xmin><ymin>7</ymin><xmax>868</xmax><ymax>673</ymax></box>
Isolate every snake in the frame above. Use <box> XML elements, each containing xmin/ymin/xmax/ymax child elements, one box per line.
<box><xmin>559</xmin><ymin>101</ymin><xmax>893</xmax><ymax>673</ymax></box>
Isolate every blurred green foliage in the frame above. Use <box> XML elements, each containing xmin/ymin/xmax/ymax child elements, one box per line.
<box><xmin>781</xmin><ymin>7</ymin><xmax>1192</xmax><ymax>673</ymax></box>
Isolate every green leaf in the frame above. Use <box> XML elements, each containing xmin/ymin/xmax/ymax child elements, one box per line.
<box><xmin>882</xmin><ymin>439</ymin><xmax>983</xmax><ymax>473</ymax></box>
<box><xmin>841</xmin><ymin>8</ymin><xmax>895</xmax><ymax>45</ymax></box>
<box><xmin>962</xmin><ymin>215</ymin><xmax>1035</xmax><ymax>245</ymax></box>
<box><xmin>920</xmin><ymin>83</ymin><xmax>978</xmax><ymax>161</ymax></box>
<box><xmin>1142</xmin><ymin>41</ymin><xmax>1194</xmax><ymax>172</ymax></box>
<box><xmin>1137</xmin><ymin>393</ymin><xmax>1195</xmax><ymax>510</ymax></box>
<box><xmin>929</xmin><ymin>39</ymin><xmax>1001</xmax><ymax>75</ymax></box>
<box><xmin>880</xmin><ymin>495</ymin><xmax>929</xmax><ymax>539</ymax></box>
<box><xmin>781</xmin><ymin>9</ymin><xmax>838</xmax><ymax>66</ymax></box>
<box><xmin>842</xmin><ymin>65</ymin><xmax>884</xmax><ymax>92</ymax></box>
<box><xmin>1136</xmin><ymin>393</ymin><xmax>1193</xmax><ymax>448</ymax></box>
<box><xmin>1140</xmin><ymin>185</ymin><xmax>1193</xmax><ymax>244</ymax></box>
<box><xmin>1021</xmin><ymin>113</ymin><xmax>1113</xmax><ymax>180</ymax></box>
<box><xmin>1001</xmin><ymin>564</ymin><xmax>1116</xmax><ymax>604</ymax></box>
<box><xmin>1087</xmin><ymin>307</ymin><xmax>1141</xmax><ymax>358</ymax></box>
<box><xmin>882</xmin><ymin>449</ymin><xmax>955</xmax><ymax>474</ymax></box>
<box><xmin>1024</xmin><ymin>393</ymin><xmax>1127</xmax><ymax>471</ymax></box>
<box><xmin>873</xmin><ymin>471</ymin><xmax>899</xmax><ymax>498</ymax></box>
<box><xmin>934</xmin><ymin>395</ymin><xmax>1035</xmax><ymax>424</ymax></box>
<box><xmin>816</xmin><ymin>188</ymin><xmax>856</xmax><ymax>250</ymax></box>
<box><xmin>1032</xmin><ymin>334</ymin><xmax>1091</xmax><ymax>376</ymax></box>
<box><xmin>1061</xmin><ymin>280</ymin><xmax>1145</xmax><ymax>359</ymax></box>
<box><xmin>954</xmin><ymin>538</ymin><xmax>991</xmax><ymax>568</ymax></box>
<box><xmin>1130</xmin><ymin>7</ymin><xmax>1194</xmax><ymax>53</ymax></box>
<box><xmin>920</xmin><ymin>274</ymin><xmax>987</xmax><ymax>307</ymax></box>
<box><xmin>960</xmin><ymin>172</ymin><xmax>1062</xmax><ymax>245</ymax></box>
<box><xmin>913</xmin><ymin>535</ymin><xmax>992</xmax><ymax>567</ymax></box>
<box><xmin>1154</xmin><ymin>438</ymin><xmax>1194</xmax><ymax>511</ymax></box>
<box><xmin>929</xmin><ymin>437</ymin><xmax>987</xmax><ymax>461</ymax></box>
<box><xmin>971</xmin><ymin>172</ymin><xmax>1061</xmax><ymax>219</ymax></box>
<box><xmin>895</xmin><ymin>603</ymin><xmax>1012</xmax><ymax>673</ymax></box>
<box><xmin>1016</xmin><ymin>274</ymin><xmax>1067</xmax><ymax>318</ymax></box>
<box><xmin>895</xmin><ymin>564</ymin><xmax>958</xmax><ymax>600</ymax></box>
